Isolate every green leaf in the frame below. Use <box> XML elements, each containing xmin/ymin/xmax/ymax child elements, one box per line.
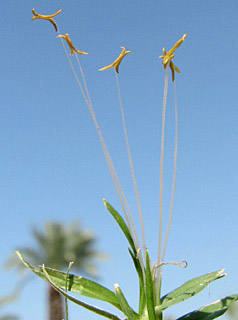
<box><xmin>16</xmin><ymin>251</ymin><xmax>121</xmax><ymax>310</ymax></box>
<box><xmin>114</xmin><ymin>283</ymin><xmax>138</xmax><ymax>320</ymax></box>
<box><xmin>41</xmin><ymin>265</ymin><xmax>122</xmax><ymax>320</ymax></box>
<box><xmin>128</xmin><ymin>248</ymin><xmax>146</xmax><ymax>315</ymax></box>
<box><xmin>65</xmin><ymin>262</ymin><xmax>74</xmax><ymax>320</ymax></box>
<box><xmin>157</xmin><ymin>269</ymin><xmax>226</xmax><ymax>311</ymax></box>
<box><xmin>177</xmin><ymin>294</ymin><xmax>238</xmax><ymax>320</ymax></box>
<box><xmin>145</xmin><ymin>250</ymin><xmax>156</xmax><ymax>320</ymax></box>
<box><xmin>103</xmin><ymin>199</ymin><xmax>137</xmax><ymax>255</ymax></box>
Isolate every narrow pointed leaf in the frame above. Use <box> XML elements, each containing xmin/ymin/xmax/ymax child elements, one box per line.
<box><xmin>114</xmin><ymin>283</ymin><xmax>138</xmax><ymax>320</ymax></box>
<box><xmin>145</xmin><ymin>250</ymin><xmax>156</xmax><ymax>320</ymax></box>
<box><xmin>157</xmin><ymin>269</ymin><xmax>226</xmax><ymax>311</ymax></box>
<box><xmin>177</xmin><ymin>294</ymin><xmax>238</xmax><ymax>320</ymax></box>
<box><xmin>128</xmin><ymin>248</ymin><xmax>146</xmax><ymax>315</ymax></box>
<box><xmin>42</xmin><ymin>265</ymin><xmax>122</xmax><ymax>320</ymax></box>
<box><xmin>16</xmin><ymin>251</ymin><xmax>121</xmax><ymax>310</ymax></box>
<box><xmin>103</xmin><ymin>199</ymin><xmax>137</xmax><ymax>255</ymax></box>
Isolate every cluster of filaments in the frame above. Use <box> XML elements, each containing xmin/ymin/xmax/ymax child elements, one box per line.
<box><xmin>31</xmin><ymin>7</ymin><xmax>187</xmax><ymax>281</ymax></box>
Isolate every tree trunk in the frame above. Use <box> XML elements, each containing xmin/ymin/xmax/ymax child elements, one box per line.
<box><xmin>48</xmin><ymin>285</ymin><xmax>64</xmax><ymax>320</ymax></box>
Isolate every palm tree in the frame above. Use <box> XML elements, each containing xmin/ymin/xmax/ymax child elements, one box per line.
<box><xmin>5</xmin><ymin>221</ymin><xmax>107</xmax><ymax>320</ymax></box>
<box><xmin>0</xmin><ymin>315</ymin><xmax>18</xmax><ymax>320</ymax></box>
<box><xmin>0</xmin><ymin>291</ymin><xmax>19</xmax><ymax>320</ymax></box>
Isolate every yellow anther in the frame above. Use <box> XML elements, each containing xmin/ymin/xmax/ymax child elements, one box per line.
<box><xmin>99</xmin><ymin>47</ymin><xmax>131</xmax><ymax>73</ymax></box>
<box><xmin>32</xmin><ymin>8</ymin><xmax>61</xmax><ymax>32</ymax></box>
<box><xmin>159</xmin><ymin>34</ymin><xmax>187</xmax><ymax>81</ymax></box>
<box><xmin>57</xmin><ymin>34</ymin><xmax>88</xmax><ymax>56</ymax></box>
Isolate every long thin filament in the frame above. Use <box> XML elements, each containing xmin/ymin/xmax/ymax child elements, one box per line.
<box><xmin>161</xmin><ymin>80</ymin><xmax>178</xmax><ymax>263</ymax></box>
<box><xmin>115</xmin><ymin>72</ymin><xmax>146</xmax><ymax>262</ymax></box>
<box><xmin>58</xmin><ymin>34</ymin><xmax>142</xmax><ymax>267</ymax></box>
<box><xmin>74</xmin><ymin>54</ymin><xmax>141</xmax><ymax>252</ymax></box>
<box><xmin>157</xmin><ymin>64</ymin><xmax>170</xmax><ymax>265</ymax></box>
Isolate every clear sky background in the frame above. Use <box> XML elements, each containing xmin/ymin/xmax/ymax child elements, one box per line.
<box><xmin>1</xmin><ymin>1</ymin><xmax>237</xmax><ymax>320</ymax></box>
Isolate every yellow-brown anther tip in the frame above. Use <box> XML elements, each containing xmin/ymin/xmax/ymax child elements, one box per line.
<box><xmin>76</xmin><ymin>50</ymin><xmax>88</xmax><ymax>55</ymax></box>
<box><xmin>31</xmin><ymin>8</ymin><xmax>61</xmax><ymax>31</ymax></box>
<box><xmin>99</xmin><ymin>46</ymin><xmax>131</xmax><ymax>73</ymax></box>
<box><xmin>58</xmin><ymin>34</ymin><xmax>87</xmax><ymax>56</ymax></box>
<box><xmin>121</xmin><ymin>47</ymin><xmax>132</xmax><ymax>54</ymax></box>
<box><xmin>159</xmin><ymin>33</ymin><xmax>187</xmax><ymax>81</ymax></box>
<box><xmin>31</xmin><ymin>8</ymin><xmax>62</xmax><ymax>17</ymax></box>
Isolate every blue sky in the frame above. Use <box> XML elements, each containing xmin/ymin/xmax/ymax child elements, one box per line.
<box><xmin>1</xmin><ymin>1</ymin><xmax>238</xmax><ymax>319</ymax></box>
